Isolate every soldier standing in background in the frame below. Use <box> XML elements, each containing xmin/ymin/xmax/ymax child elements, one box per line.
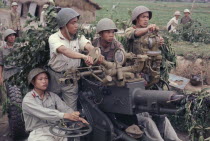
<box><xmin>9</xmin><ymin>2</ymin><xmax>21</xmax><ymax>36</ymax></box>
<box><xmin>180</xmin><ymin>9</ymin><xmax>192</xmax><ymax>25</ymax></box>
<box><xmin>40</xmin><ymin>4</ymin><xmax>49</xmax><ymax>27</ymax></box>
<box><xmin>167</xmin><ymin>11</ymin><xmax>181</xmax><ymax>33</ymax></box>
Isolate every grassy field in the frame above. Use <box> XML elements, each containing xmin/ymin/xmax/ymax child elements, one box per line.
<box><xmin>94</xmin><ymin>0</ymin><xmax>210</xmax><ymax>58</ymax></box>
<box><xmin>94</xmin><ymin>0</ymin><xmax>210</xmax><ymax>28</ymax></box>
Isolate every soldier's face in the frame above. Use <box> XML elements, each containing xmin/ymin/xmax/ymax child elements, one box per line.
<box><xmin>66</xmin><ymin>17</ymin><xmax>79</xmax><ymax>35</ymax></box>
<box><xmin>136</xmin><ymin>12</ymin><xmax>149</xmax><ymax>28</ymax></box>
<box><xmin>100</xmin><ymin>30</ymin><xmax>115</xmax><ymax>43</ymax></box>
<box><xmin>12</xmin><ymin>6</ymin><xmax>18</xmax><ymax>10</ymax></box>
<box><xmin>32</xmin><ymin>73</ymin><xmax>49</xmax><ymax>91</ymax></box>
<box><xmin>6</xmin><ymin>34</ymin><xmax>16</xmax><ymax>44</ymax></box>
<box><xmin>175</xmin><ymin>15</ymin><xmax>180</xmax><ymax>19</ymax></box>
<box><xmin>184</xmin><ymin>12</ymin><xmax>190</xmax><ymax>17</ymax></box>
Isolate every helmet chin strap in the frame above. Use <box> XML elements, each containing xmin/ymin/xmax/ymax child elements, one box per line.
<box><xmin>64</xmin><ymin>26</ymin><xmax>72</xmax><ymax>41</ymax></box>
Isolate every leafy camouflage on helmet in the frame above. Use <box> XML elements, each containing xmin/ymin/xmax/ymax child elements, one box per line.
<box><xmin>56</xmin><ymin>8</ymin><xmax>80</xmax><ymax>28</ymax></box>
<box><xmin>132</xmin><ymin>6</ymin><xmax>152</xmax><ymax>25</ymax></box>
<box><xmin>96</xmin><ymin>18</ymin><xmax>118</xmax><ymax>33</ymax></box>
<box><xmin>28</xmin><ymin>68</ymin><xmax>49</xmax><ymax>86</ymax></box>
<box><xmin>3</xmin><ymin>29</ymin><xmax>16</xmax><ymax>41</ymax></box>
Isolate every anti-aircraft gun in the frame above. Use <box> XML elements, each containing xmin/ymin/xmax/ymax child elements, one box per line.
<box><xmin>55</xmin><ymin>39</ymin><xmax>184</xmax><ymax>141</ymax></box>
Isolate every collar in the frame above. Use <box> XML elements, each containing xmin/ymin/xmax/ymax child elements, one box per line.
<box><xmin>32</xmin><ymin>90</ymin><xmax>50</xmax><ymax>99</ymax></box>
<box><xmin>57</xmin><ymin>30</ymin><xmax>68</xmax><ymax>41</ymax></box>
<box><xmin>98</xmin><ymin>37</ymin><xmax>115</xmax><ymax>52</ymax></box>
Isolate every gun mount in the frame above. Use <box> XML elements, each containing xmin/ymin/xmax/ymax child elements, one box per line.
<box><xmin>58</xmin><ymin>46</ymin><xmax>184</xmax><ymax>141</ymax></box>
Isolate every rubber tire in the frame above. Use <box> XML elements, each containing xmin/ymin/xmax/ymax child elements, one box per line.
<box><xmin>7</xmin><ymin>85</ymin><xmax>27</xmax><ymax>139</ymax></box>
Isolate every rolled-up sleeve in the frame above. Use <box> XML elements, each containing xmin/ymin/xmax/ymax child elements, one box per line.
<box><xmin>125</xmin><ymin>27</ymin><xmax>136</xmax><ymax>40</ymax></box>
<box><xmin>78</xmin><ymin>35</ymin><xmax>91</xmax><ymax>51</ymax></box>
<box><xmin>22</xmin><ymin>95</ymin><xmax>64</xmax><ymax>121</ymax></box>
<box><xmin>48</xmin><ymin>34</ymin><xmax>64</xmax><ymax>55</ymax></box>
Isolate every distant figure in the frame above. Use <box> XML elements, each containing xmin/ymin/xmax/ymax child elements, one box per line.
<box><xmin>9</xmin><ymin>2</ymin><xmax>21</xmax><ymax>37</ymax></box>
<box><xmin>167</xmin><ymin>11</ymin><xmax>181</xmax><ymax>33</ymax></box>
<box><xmin>40</xmin><ymin>4</ymin><xmax>49</xmax><ymax>27</ymax></box>
<box><xmin>180</xmin><ymin>9</ymin><xmax>192</xmax><ymax>25</ymax></box>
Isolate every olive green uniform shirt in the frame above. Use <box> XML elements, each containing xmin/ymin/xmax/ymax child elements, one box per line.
<box><xmin>22</xmin><ymin>90</ymin><xmax>74</xmax><ymax>132</ymax></box>
<box><xmin>125</xmin><ymin>26</ymin><xmax>143</xmax><ymax>54</ymax></box>
<box><xmin>180</xmin><ymin>16</ymin><xmax>192</xmax><ymax>24</ymax></box>
<box><xmin>0</xmin><ymin>43</ymin><xmax>19</xmax><ymax>80</ymax></box>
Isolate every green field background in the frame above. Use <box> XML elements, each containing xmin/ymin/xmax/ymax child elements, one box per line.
<box><xmin>94</xmin><ymin>0</ymin><xmax>210</xmax><ymax>28</ymax></box>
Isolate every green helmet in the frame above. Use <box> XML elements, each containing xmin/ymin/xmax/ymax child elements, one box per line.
<box><xmin>56</xmin><ymin>8</ymin><xmax>80</xmax><ymax>28</ymax></box>
<box><xmin>132</xmin><ymin>6</ymin><xmax>152</xmax><ymax>25</ymax></box>
<box><xmin>96</xmin><ymin>18</ymin><xmax>118</xmax><ymax>34</ymax></box>
<box><xmin>3</xmin><ymin>29</ymin><xmax>17</xmax><ymax>41</ymax></box>
<box><xmin>28</xmin><ymin>68</ymin><xmax>49</xmax><ymax>87</ymax></box>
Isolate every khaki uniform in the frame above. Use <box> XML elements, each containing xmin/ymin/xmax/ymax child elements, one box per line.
<box><xmin>180</xmin><ymin>16</ymin><xmax>192</xmax><ymax>24</ymax></box>
<box><xmin>92</xmin><ymin>37</ymin><xmax>124</xmax><ymax>62</ymax></box>
<box><xmin>22</xmin><ymin>90</ymin><xmax>74</xmax><ymax>141</ymax></box>
<box><xmin>167</xmin><ymin>17</ymin><xmax>179</xmax><ymax>33</ymax></box>
<box><xmin>9</xmin><ymin>10</ymin><xmax>21</xmax><ymax>36</ymax></box>
<box><xmin>125</xmin><ymin>26</ymin><xmax>144</xmax><ymax>54</ymax></box>
<box><xmin>137</xmin><ymin>112</ymin><xmax>181</xmax><ymax>141</ymax></box>
<box><xmin>48</xmin><ymin>30</ymin><xmax>90</xmax><ymax>110</ymax></box>
<box><xmin>0</xmin><ymin>43</ymin><xmax>20</xmax><ymax>80</ymax></box>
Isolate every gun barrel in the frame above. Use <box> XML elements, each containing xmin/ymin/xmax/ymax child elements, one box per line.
<box><xmin>133</xmin><ymin>89</ymin><xmax>184</xmax><ymax>114</ymax></box>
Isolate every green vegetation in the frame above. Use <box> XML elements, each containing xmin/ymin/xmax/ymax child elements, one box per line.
<box><xmin>94</xmin><ymin>0</ymin><xmax>210</xmax><ymax>28</ymax></box>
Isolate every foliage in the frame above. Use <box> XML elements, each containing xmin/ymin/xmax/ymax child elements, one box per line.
<box><xmin>170</xmin><ymin>20</ymin><xmax>210</xmax><ymax>44</ymax></box>
<box><xmin>159</xmin><ymin>36</ymin><xmax>176</xmax><ymax>81</ymax></box>
<box><xmin>182</xmin><ymin>89</ymin><xmax>210</xmax><ymax>141</ymax></box>
<box><xmin>5</xmin><ymin>6</ymin><xmax>58</xmax><ymax>95</ymax></box>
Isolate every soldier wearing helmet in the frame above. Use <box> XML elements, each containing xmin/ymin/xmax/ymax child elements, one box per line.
<box><xmin>40</xmin><ymin>4</ymin><xmax>49</xmax><ymax>27</ymax></box>
<box><xmin>125</xmin><ymin>6</ymin><xmax>182</xmax><ymax>141</ymax></box>
<box><xmin>125</xmin><ymin>6</ymin><xmax>164</xmax><ymax>54</ymax></box>
<box><xmin>0</xmin><ymin>29</ymin><xmax>20</xmax><ymax>85</ymax></box>
<box><xmin>22</xmin><ymin>68</ymin><xmax>88</xmax><ymax>141</ymax></box>
<box><xmin>92</xmin><ymin>18</ymin><xmax>124</xmax><ymax>62</ymax></box>
<box><xmin>181</xmin><ymin>9</ymin><xmax>192</xmax><ymax>24</ymax></box>
<box><xmin>47</xmin><ymin>8</ymin><xmax>103</xmax><ymax>111</ymax></box>
<box><xmin>9</xmin><ymin>2</ymin><xmax>21</xmax><ymax>36</ymax></box>
<box><xmin>167</xmin><ymin>11</ymin><xmax>181</xmax><ymax>33</ymax></box>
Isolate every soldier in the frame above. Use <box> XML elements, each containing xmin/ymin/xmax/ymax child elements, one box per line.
<box><xmin>47</xmin><ymin>8</ymin><xmax>102</xmax><ymax>111</ymax></box>
<box><xmin>22</xmin><ymin>68</ymin><xmax>88</xmax><ymax>141</ymax></box>
<box><xmin>9</xmin><ymin>2</ymin><xmax>21</xmax><ymax>36</ymax></box>
<box><xmin>125</xmin><ymin>6</ymin><xmax>182</xmax><ymax>141</ymax></box>
<box><xmin>40</xmin><ymin>4</ymin><xmax>49</xmax><ymax>27</ymax></box>
<box><xmin>0</xmin><ymin>29</ymin><xmax>20</xmax><ymax>84</ymax></box>
<box><xmin>167</xmin><ymin>11</ymin><xmax>181</xmax><ymax>33</ymax></box>
<box><xmin>92</xmin><ymin>18</ymin><xmax>124</xmax><ymax>62</ymax></box>
<box><xmin>180</xmin><ymin>9</ymin><xmax>192</xmax><ymax>24</ymax></box>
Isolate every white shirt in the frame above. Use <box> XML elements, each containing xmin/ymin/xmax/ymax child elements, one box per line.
<box><xmin>167</xmin><ymin>17</ymin><xmax>179</xmax><ymax>33</ymax></box>
<box><xmin>48</xmin><ymin>30</ymin><xmax>90</xmax><ymax>72</ymax></box>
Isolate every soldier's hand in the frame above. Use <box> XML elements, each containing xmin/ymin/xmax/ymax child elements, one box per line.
<box><xmin>159</xmin><ymin>36</ymin><xmax>164</xmax><ymax>45</ymax></box>
<box><xmin>64</xmin><ymin>111</ymin><xmax>80</xmax><ymax>121</ymax></box>
<box><xmin>97</xmin><ymin>55</ymin><xmax>104</xmax><ymax>64</ymax></box>
<box><xmin>147</xmin><ymin>24</ymin><xmax>159</xmax><ymax>32</ymax></box>
<box><xmin>78</xmin><ymin>117</ymin><xmax>89</xmax><ymax>124</ymax></box>
<box><xmin>84</xmin><ymin>55</ymin><xmax>93</xmax><ymax>66</ymax></box>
